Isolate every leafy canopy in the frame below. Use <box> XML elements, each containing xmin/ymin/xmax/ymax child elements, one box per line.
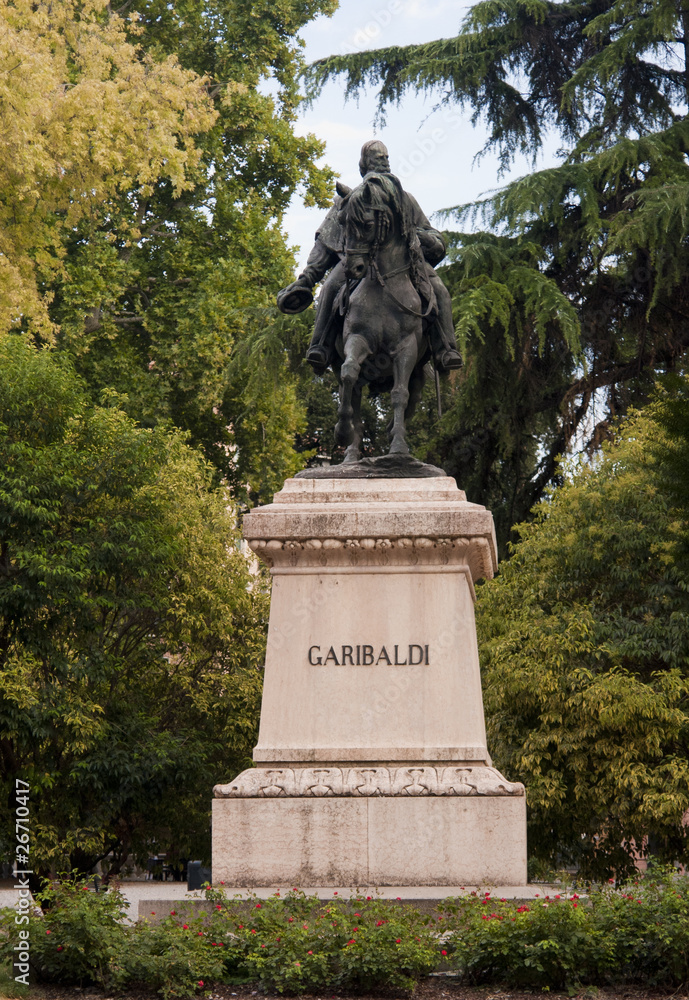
<box><xmin>0</xmin><ymin>333</ymin><xmax>267</xmax><ymax>874</ymax></box>
<box><xmin>476</xmin><ymin>382</ymin><xmax>689</xmax><ymax>877</ymax></box>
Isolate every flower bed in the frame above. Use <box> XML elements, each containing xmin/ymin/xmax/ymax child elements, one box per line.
<box><xmin>1</xmin><ymin>868</ymin><xmax>688</xmax><ymax>997</ymax></box>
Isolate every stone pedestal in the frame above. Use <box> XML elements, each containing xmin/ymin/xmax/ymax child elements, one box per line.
<box><xmin>213</xmin><ymin>477</ymin><xmax>526</xmax><ymax>886</ymax></box>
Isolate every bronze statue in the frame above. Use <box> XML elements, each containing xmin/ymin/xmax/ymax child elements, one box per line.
<box><xmin>277</xmin><ymin>141</ymin><xmax>461</xmax><ymax>469</ymax></box>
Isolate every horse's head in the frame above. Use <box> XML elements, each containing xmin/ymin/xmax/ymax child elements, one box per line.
<box><xmin>343</xmin><ymin>173</ymin><xmax>396</xmax><ymax>280</ymax></box>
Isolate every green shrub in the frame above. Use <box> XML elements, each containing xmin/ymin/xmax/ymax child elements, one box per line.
<box><xmin>24</xmin><ymin>876</ymin><xmax>127</xmax><ymax>987</ymax></box>
<box><xmin>590</xmin><ymin>866</ymin><xmax>689</xmax><ymax>986</ymax></box>
<box><xmin>439</xmin><ymin>889</ymin><xmax>598</xmax><ymax>989</ymax></box>
<box><xmin>205</xmin><ymin>887</ymin><xmax>438</xmax><ymax>992</ymax></box>
<box><xmin>2</xmin><ymin>872</ymin><xmax>688</xmax><ymax>995</ymax></box>
<box><xmin>116</xmin><ymin>907</ymin><xmax>227</xmax><ymax>999</ymax></box>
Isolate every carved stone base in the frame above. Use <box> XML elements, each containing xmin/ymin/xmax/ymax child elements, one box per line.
<box><xmin>212</xmin><ymin>795</ymin><xmax>527</xmax><ymax>887</ymax></box>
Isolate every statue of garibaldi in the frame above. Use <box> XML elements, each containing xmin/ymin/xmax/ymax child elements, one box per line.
<box><xmin>277</xmin><ymin>140</ymin><xmax>463</xmax><ymax>376</ymax></box>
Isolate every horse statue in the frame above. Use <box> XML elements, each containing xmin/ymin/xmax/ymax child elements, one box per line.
<box><xmin>330</xmin><ymin>171</ymin><xmax>433</xmax><ymax>464</ymax></box>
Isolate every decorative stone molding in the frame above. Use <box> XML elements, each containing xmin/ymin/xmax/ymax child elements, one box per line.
<box><xmin>214</xmin><ymin>766</ymin><xmax>524</xmax><ymax>799</ymax></box>
<box><xmin>247</xmin><ymin>535</ymin><xmax>494</xmax><ymax>580</ymax></box>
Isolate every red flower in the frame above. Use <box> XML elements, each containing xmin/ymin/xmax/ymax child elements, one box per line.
<box><xmin>573</xmin><ymin>902</ymin><xmax>578</xmax><ymax>908</ymax></box>
<box><xmin>220</xmin><ymin>881</ymin><xmax>225</xmax><ymax>885</ymax></box>
<box><xmin>572</xmin><ymin>894</ymin><xmax>580</xmax><ymax>900</ymax></box>
<box><xmin>57</xmin><ymin>946</ymin><xmax>63</xmax><ymax>951</ymax></box>
<box><xmin>198</xmin><ymin>981</ymin><xmax>204</xmax><ymax>987</ymax></box>
<box><xmin>151</xmin><ymin>911</ymin><xmax>155</xmax><ymax>915</ymax></box>
<box><xmin>347</xmin><ymin>939</ymin><xmax>355</xmax><ymax>945</ymax></box>
<box><xmin>198</xmin><ymin>931</ymin><xmax>203</xmax><ymax>936</ymax></box>
<box><xmin>170</xmin><ymin>910</ymin><xmax>176</xmax><ymax>915</ymax></box>
<box><xmin>295</xmin><ymin>961</ymin><xmax>301</xmax><ymax>966</ymax></box>
<box><xmin>366</xmin><ymin>896</ymin><xmax>372</xmax><ymax>900</ymax></box>
<box><xmin>352</xmin><ymin>927</ymin><xmax>358</xmax><ymax>932</ymax></box>
<box><xmin>516</xmin><ymin>906</ymin><xmax>530</xmax><ymax>913</ymax></box>
<box><xmin>261</xmin><ymin>944</ymin><xmax>265</xmax><ymax>949</ymax></box>
<box><xmin>481</xmin><ymin>914</ymin><xmax>488</xmax><ymax>920</ymax></box>
<box><xmin>376</xmin><ymin>920</ymin><xmax>383</xmax><ymax>926</ymax></box>
<box><xmin>255</xmin><ymin>903</ymin><xmax>262</xmax><ymax>909</ymax></box>
<box><xmin>333</xmin><ymin>891</ymin><xmax>338</xmax><ymax>895</ymax></box>
<box><xmin>238</xmin><ymin>924</ymin><xmax>244</xmax><ymax>929</ymax></box>
<box><xmin>250</xmin><ymin>929</ymin><xmax>257</xmax><ymax>934</ymax></box>
<box><xmin>395</xmin><ymin>938</ymin><xmax>401</xmax><ymax>944</ymax></box>
<box><xmin>46</xmin><ymin>930</ymin><xmax>51</xmax><ymax>935</ymax></box>
<box><xmin>354</xmin><ymin>912</ymin><xmax>361</xmax><ymax>916</ymax></box>
<box><xmin>441</xmin><ymin>950</ymin><xmax>447</xmax><ymax>956</ymax></box>
<box><xmin>396</xmin><ymin>896</ymin><xmax>401</xmax><ymax>901</ymax></box>
<box><xmin>307</xmin><ymin>950</ymin><xmax>313</xmax><ymax>955</ymax></box>
<box><xmin>182</xmin><ymin>924</ymin><xmax>189</xmax><ymax>930</ymax></box>
<box><xmin>288</xmin><ymin>917</ymin><xmax>294</xmax><ymax>923</ymax></box>
<box><xmin>216</xmin><ymin>905</ymin><xmax>222</xmax><ymax>910</ymax></box>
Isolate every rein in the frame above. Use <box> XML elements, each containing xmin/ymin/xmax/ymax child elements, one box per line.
<box><xmin>369</xmin><ymin>257</ymin><xmax>435</xmax><ymax>320</ymax></box>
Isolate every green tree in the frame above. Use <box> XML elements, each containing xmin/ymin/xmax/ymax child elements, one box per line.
<box><xmin>475</xmin><ymin>382</ymin><xmax>689</xmax><ymax>878</ymax></box>
<box><xmin>305</xmin><ymin>0</ymin><xmax>689</xmax><ymax>548</ymax></box>
<box><xmin>0</xmin><ymin>334</ymin><xmax>267</xmax><ymax>877</ymax></box>
<box><xmin>1</xmin><ymin>0</ymin><xmax>338</xmax><ymax>504</ymax></box>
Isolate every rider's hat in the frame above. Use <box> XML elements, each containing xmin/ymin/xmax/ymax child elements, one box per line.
<box><xmin>277</xmin><ymin>284</ymin><xmax>314</xmax><ymax>314</ymax></box>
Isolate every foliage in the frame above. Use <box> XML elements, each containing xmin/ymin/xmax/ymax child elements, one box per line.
<box><xmin>3</xmin><ymin>873</ymin><xmax>689</xmax><ymax>993</ymax></box>
<box><xmin>0</xmin><ymin>335</ymin><xmax>267</xmax><ymax>876</ymax></box>
<box><xmin>1</xmin><ymin>0</ymin><xmax>338</xmax><ymax>502</ymax></box>
<box><xmin>305</xmin><ymin>0</ymin><xmax>689</xmax><ymax>548</ymax></box>
<box><xmin>206</xmin><ymin>887</ymin><xmax>437</xmax><ymax>993</ymax></box>
<box><xmin>0</xmin><ymin>0</ymin><xmax>215</xmax><ymax>338</ymax></box>
<box><xmin>439</xmin><ymin>866</ymin><xmax>689</xmax><ymax>989</ymax></box>
<box><xmin>475</xmin><ymin>383</ymin><xmax>689</xmax><ymax>877</ymax></box>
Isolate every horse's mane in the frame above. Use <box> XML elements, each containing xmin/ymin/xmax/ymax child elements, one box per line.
<box><xmin>342</xmin><ymin>172</ymin><xmax>426</xmax><ymax>287</ymax></box>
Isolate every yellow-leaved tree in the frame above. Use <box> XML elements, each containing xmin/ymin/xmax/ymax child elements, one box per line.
<box><xmin>0</xmin><ymin>0</ymin><xmax>215</xmax><ymax>335</ymax></box>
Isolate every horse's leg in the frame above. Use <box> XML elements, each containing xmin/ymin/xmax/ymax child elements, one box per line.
<box><xmin>404</xmin><ymin>364</ymin><xmax>426</xmax><ymax>425</ymax></box>
<box><xmin>335</xmin><ymin>333</ymin><xmax>370</xmax><ymax>448</ymax></box>
<box><xmin>389</xmin><ymin>335</ymin><xmax>420</xmax><ymax>455</ymax></box>
<box><xmin>343</xmin><ymin>384</ymin><xmax>363</xmax><ymax>463</ymax></box>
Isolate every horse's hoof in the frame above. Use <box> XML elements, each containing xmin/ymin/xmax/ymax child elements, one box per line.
<box><xmin>389</xmin><ymin>440</ymin><xmax>410</xmax><ymax>456</ymax></box>
<box><xmin>335</xmin><ymin>419</ymin><xmax>354</xmax><ymax>446</ymax></box>
<box><xmin>343</xmin><ymin>445</ymin><xmax>360</xmax><ymax>464</ymax></box>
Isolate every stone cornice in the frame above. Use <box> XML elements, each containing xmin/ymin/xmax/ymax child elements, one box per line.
<box><xmin>214</xmin><ymin>765</ymin><xmax>524</xmax><ymax>798</ymax></box>
<box><xmin>247</xmin><ymin>534</ymin><xmax>494</xmax><ymax>582</ymax></box>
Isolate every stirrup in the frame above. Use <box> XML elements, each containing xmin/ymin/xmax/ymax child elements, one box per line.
<box><xmin>306</xmin><ymin>345</ymin><xmax>330</xmax><ymax>374</ymax></box>
<box><xmin>436</xmin><ymin>348</ymin><xmax>463</xmax><ymax>372</ymax></box>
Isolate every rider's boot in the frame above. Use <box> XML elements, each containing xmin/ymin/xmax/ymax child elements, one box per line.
<box><xmin>428</xmin><ymin>274</ymin><xmax>463</xmax><ymax>372</ymax></box>
<box><xmin>305</xmin><ymin>269</ymin><xmax>343</xmax><ymax>374</ymax></box>
<box><xmin>305</xmin><ymin>344</ymin><xmax>330</xmax><ymax>374</ymax></box>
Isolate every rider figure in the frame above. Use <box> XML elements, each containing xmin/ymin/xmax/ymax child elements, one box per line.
<box><xmin>277</xmin><ymin>140</ymin><xmax>463</xmax><ymax>376</ymax></box>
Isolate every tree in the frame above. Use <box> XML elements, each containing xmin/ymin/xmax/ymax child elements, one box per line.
<box><xmin>474</xmin><ymin>382</ymin><xmax>689</xmax><ymax>878</ymax></box>
<box><xmin>2</xmin><ymin>0</ymin><xmax>338</xmax><ymax>503</ymax></box>
<box><xmin>305</xmin><ymin>0</ymin><xmax>689</xmax><ymax>548</ymax></box>
<box><xmin>0</xmin><ymin>334</ymin><xmax>267</xmax><ymax>877</ymax></box>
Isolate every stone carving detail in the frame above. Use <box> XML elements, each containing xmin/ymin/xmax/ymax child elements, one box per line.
<box><xmin>214</xmin><ymin>765</ymin><xmax>524</xmax><ymax>798</ymax></box>
<box><xmin>247</xmin><ymin>535</ymin><xmax>491</xmax><ymax>581</ymax></box>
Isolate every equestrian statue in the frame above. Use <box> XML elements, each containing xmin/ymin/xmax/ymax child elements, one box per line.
<box><xmin>277</xmin><ymin>140</ymin><xmax>461</xmax><ymax>472</ymax></box>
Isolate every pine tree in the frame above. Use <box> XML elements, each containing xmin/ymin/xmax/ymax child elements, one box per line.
<box><xmin>305</xmin><ymin>0</ymin><xmax>689</xmax><ymax>548</ymax></box>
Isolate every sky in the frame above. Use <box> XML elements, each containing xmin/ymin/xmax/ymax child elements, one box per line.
<box><xmin>281</xmin><ymin>0</ymin><xmax>560</xmax><ymax>271</ymax></box>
